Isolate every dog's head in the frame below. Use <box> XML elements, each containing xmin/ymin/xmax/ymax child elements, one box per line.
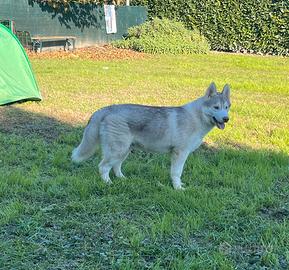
<box><xmin>202</xmin><ymin>82</ymin><xmax>231</xmax><ymax>130</ymax></box>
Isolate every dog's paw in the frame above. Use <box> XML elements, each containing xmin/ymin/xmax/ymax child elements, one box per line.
<box><xmin>117</xmin><ymin>173</ymin><xmax>126</xmax><ymax>179</ymax></box>
<box><xmin>173</xmin><ymin>183</ymin><xmax>185</xmax><ymax>190</ymax></box>
<box><xmin>102</xmin><ymin>177</ymin><xmax>112</xmax><ymax>185</ymax></box>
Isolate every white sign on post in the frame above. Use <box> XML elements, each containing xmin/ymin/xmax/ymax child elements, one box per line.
<box><xmin>104</xmin><ymin>5</ymin><xmax>117</xmax><ymax>34</ymax></box>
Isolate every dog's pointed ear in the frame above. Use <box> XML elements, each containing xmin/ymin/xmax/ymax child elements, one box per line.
<box><xmin>205</xmin><ymin>82</ymin><xmax>217</xmax><ymax>98</ymax></box>
<box><xmin>222</xmin><ymin>84</ymin><xmax>230</xmax><ymax>100</ymax></box>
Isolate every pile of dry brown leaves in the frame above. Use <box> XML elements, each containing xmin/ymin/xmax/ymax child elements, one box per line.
<box><xmin>26</xmin><ymin>45</ymin><xmax>148</xmax><ymax>60</ymax></box>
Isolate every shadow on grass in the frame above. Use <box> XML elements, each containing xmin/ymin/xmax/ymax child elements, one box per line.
<box><xmin>0</xmin><ymin>105</ymin><xmax>79</xmax><ymax>141</ymax></box>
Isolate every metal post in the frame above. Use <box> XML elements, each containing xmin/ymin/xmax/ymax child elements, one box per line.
<box><xmin>126</xmin><ymin>0</ymin><xmax>130</xmax><ymax>6</ymax></box>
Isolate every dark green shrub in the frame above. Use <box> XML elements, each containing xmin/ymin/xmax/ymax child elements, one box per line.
<box><xmin>131</xmin><ymin>0</ymin><xmax>289</xmax><ymax>56</ymax></box>
<box><xmin>112</xmin><ymin>18</ymin><xmax>210</xmax><ymax>54</ymax></box>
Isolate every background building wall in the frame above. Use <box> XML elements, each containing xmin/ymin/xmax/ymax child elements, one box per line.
<box><xmin>0</xmin><ymin>0</ymin><xmax>147</xmax><ymax>47</ymax></box>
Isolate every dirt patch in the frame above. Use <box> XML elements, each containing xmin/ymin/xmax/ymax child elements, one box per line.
<box><xmin>26</xmin><ymin>45</ymin><xmax>149</xmax><ymax>61</ymax></box>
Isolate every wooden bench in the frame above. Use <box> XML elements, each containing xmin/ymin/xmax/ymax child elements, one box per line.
<box><xmin>31</xmin><ymin>36</ymin><xmax>76</xmax><ymax>52</ymax></box>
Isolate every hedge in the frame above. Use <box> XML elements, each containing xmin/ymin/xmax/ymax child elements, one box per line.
<box><xmin>29</xmin><ymin>0</ymin><xmax>289</xmax><ymax>55</ymax></box>
<box><xmin>131</xmin><ymin>0</ymin><xmax>289</xmax><ymax>55</ymax></box>
<box><xmin>112</xmin><ymin>18</ymin><xmax>210</xmax><ymax>54</ymax></box>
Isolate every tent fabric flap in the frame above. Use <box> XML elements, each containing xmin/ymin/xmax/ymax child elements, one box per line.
<box><xmin>0</xmin><ymin>24</ymin><xmax>41</xmax><ymax>105</ymax></box>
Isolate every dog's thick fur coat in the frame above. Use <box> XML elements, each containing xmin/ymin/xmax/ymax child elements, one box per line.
<box><xmin>72</xmin><ymin>82</ymin><xmax>231</xmax><ymax>189</ymax></box>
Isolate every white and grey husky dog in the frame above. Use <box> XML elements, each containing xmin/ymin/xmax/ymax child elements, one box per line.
<box><xmin>72</xmin><ymin>82</ymin><xmax>231</xmax><ymax>189</ymax></box>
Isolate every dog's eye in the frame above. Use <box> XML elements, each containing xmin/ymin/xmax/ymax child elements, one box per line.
<box><xmin>214</xmin><ymin>106</ymin><xmax>219</xmax><ymax>110</ymax></box>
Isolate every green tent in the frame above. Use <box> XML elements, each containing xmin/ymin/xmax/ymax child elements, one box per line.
<box><xmin>0</xmin><ymin>24</ymin><xmax>41</xmax><ymax>105</ymax></box>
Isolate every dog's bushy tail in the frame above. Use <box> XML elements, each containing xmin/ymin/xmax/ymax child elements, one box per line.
<box><xmin>71</xmin><ymin>112</ymin><xmax>101</xmax><ymax>163</ymax></box>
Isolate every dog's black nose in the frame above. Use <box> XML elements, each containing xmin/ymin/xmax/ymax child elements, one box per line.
<box><xmin>223</xmin><ymin>117</ymin><xmax>229</xmax><ymax>123</ymax></box>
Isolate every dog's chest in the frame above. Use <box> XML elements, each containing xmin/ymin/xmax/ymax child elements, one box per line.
<box><xmin>187</xmin><ymin>133</ymin><xmax>203</xmax><ymax>152</ymax></box>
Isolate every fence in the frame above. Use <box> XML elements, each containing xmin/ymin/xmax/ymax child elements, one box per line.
<box><xmin>0</xmin><ymin>0</ymin><xmax>147</xmax><ymax>47</ymax></box>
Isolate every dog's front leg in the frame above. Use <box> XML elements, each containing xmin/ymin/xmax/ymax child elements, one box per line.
<box><xmin>170</xmin><ymin>150</ymin><xmax>190</xmax><ymax>190</ymax></box>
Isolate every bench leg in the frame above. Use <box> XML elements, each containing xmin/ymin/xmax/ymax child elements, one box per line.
<box><xmin>65</xmin><ymin>39</ymin><xmax>69</xmax><ymax>51</ymax></box>
<box><xmin>72</xmin><ymin>39</ymin><xmax>75</xmax><ymax>50</ymax></box>
<box><xmin>66</xmin><ymin>39</ymin><xmax>76</xmax><ymax>51</ymax></box>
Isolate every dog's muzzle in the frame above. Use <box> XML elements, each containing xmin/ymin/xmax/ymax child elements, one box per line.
<box><xmin>213</xmin><ymin>116</ymin><xmax>229</xmax><ymax>130</ymax></box>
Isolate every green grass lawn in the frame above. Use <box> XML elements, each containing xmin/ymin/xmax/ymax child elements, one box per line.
<box><xmin>0</xmin><ymin>52</ymin><xmax>289</xmax><ymax>269</ymax></box>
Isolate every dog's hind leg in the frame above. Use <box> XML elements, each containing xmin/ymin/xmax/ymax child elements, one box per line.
<box><xmin>113</xmin><ymin>150</ymin><xmax>130</xmax><ymax>178</ymax></box>
<box><xmin>98</xmin><ymin>136</ymin><xmax>132</xmax><ymax>183</ymax></box>
<box><xmin>98</xmin><ymin>159</ymin><xmax>113</xmax><ymax>184</ymax></box>
<box><xmin>98</xmin><ymin>149</ymin><xmax>130</xmax><ymax>183</ymax></box>
<box><xmin>98</xmin><ymin>117</ymin><xmax>132</xmax><ymax>184</ymax></box>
